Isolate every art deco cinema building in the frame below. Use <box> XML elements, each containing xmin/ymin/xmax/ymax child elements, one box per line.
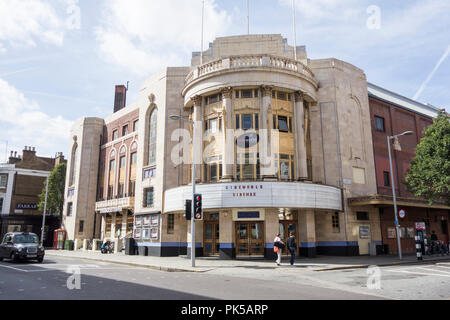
<box><xmin>63</xmin><ymin>34</ymin><xmax>382</xmax><ymax>259</ymax></box>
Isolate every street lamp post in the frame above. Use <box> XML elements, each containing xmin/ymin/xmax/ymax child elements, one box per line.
<box><xmin>387</xmin><ymin>131</ymin><xmax>413</xmax><ymax>260</ymax></box>
<box><xmin>41</xmin><ymin>175</ymin><xmax>49</xmax><ymax>247</ymax></box>
<box><xmin>170</xmin><ymin>114</ymin><xmax>197</xmax><ymax>267</ymax></box>
<box><xmin>32</xmin><ymin>171</ymin><xmax>51</xmax><ymax>247</ymax></box>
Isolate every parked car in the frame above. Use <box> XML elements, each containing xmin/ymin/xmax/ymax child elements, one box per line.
<box><xmin>0</xmin><ymin>232</ymin><xmax>45</xmax><ymax>263</ymax></box>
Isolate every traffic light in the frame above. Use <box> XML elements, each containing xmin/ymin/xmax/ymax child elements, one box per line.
<box><xmin>194</xmin><ymin>194</ymin><xmax>203</xmax><ymax>220</ymax></box>
<box><xmin>185</xmin><ymin>200</ymin><xmax>192</xmax><ymax>221</ymax></box>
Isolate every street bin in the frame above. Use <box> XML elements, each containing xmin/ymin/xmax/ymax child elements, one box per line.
<box><xmin>138</xmin><ymin>246</ymin><xmax>148</xmax><ymax>256</ymax></box>
<box><xmin>125</xmin><ymin>238</ymin><xmax>136</xmax><ymax>255</ymax></box>
<box><xmin>64</xmin><ymin>240</ymin><xmax>74</xmax><ymax>251</ymax></box>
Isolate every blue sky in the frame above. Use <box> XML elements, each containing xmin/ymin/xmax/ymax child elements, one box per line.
<box><xmin>0</xmin><ymin>0</ymin><xmax>449</xmax><ymax>160</ymax></box>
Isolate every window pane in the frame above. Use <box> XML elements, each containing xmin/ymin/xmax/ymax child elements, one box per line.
<box><xmin>280</xmin><ymin>161</ymin><xmax>290</xmax><ymax>180</ymax></box>
<box><xmin>149</xmin><ymin>110</ymin><xmax>157</xmax><ymax>165</ymax></box>
<box><xmin>243</xmin><ymin>164</ymin><xmax>254</xmax><ymax>180</ymax></box>
<box><xmin>210</xmin><ymin>164</ymin><xmax>217</xmax><ymax>181</ymax></box>
<box><xmin>383</xmin><ymin>171</ymin><xmax>390</xmax><ymax>187</ymax></box>
<box><xmin>255</xmin><ymin>114</ymin><xmax>259</xmax><ymax>130</ymax></box>
<box><xmin>278</xmin><ymin>116</ymin><xmax>289</xmax><ymax>132</ymax></box>
<box><xmin>241</xmin><ymin>90</ymin><xmax>252</xmax><ymax>98</ymax></box>
<box><xmin>209</xmin><ymin>119</ymin><xmax>217</xmax><ymax>134</ymax></box>
<box><xmin>375</xmin><ymin>116</ymin><xmax>385</xmax><ymax>132</ymax></box>
<box><xmin>236</xmin><ymin>115</ymin><xmax>240</xmax><ymax>129</ymax></box>
<box><xmin>242</xmin><ymin>114</ymin><xmax>252</xmax><ymax>130</ymax></box>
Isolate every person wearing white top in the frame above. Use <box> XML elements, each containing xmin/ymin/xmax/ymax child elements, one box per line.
<box><xmin>274</xmin><ymin>234</ymin><xmax>283</xmax><ymax>266</ymax></box>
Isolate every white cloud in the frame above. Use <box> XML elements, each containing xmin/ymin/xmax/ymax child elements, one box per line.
<box><xmin>279</xmin><ymin>0</ymin><xmax>361</xmax><ymax>22</ymax></box>
<box><xmin>0</xmin><ymin>78</ymin><xmax>73</xmax><ymax>157</ymax></box>
<box><xmin>95</xmin><ymin>0</ymin><xmax>233</xmax><ymax>75</ymax></box>
<box><xmin>0</xmin><ymin>0</ymin><xmax>67</xmax><ymax>52</ymax></box>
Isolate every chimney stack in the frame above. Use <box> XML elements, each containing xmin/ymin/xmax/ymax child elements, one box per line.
<box><xmin>8</xmin><ymin>151</ymin><xmax>21</xmax><ymax>164</ymax></box>
<box><xmin>22</xmin><ymin>146</ymin><xmax>36</xmax><ymax>162</ymax></box>
<box><xmin>114</xmin><ymin>85</ymin><xmax>127</xmax><ymax>113</ymax></box>
<box><xmin>55</xmin><ymin>152</ymin><xmax>66</xmax><ymax>166</ymax></box>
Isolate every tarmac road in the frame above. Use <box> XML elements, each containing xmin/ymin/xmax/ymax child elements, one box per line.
<box><xmin>0</xmin><ymin>256</ymin><xmax>385</xmax><ymax>300</ymax></box>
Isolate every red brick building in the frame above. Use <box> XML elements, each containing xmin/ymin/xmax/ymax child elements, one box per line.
<box><xmin>350</xmin><ymin>83</ymin><xmax>449</xmax><ymax>255</ymax></box>
<box><xmin>0</xmin><ymin>147</ymin><xmax>66</xmax><ymax>246</ymax></box>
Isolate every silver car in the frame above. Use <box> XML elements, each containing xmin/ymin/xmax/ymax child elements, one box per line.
<box><xmin>0</xmin><ymin>232</ymin><xmax>45</xmax><ymax>263</ymax></box>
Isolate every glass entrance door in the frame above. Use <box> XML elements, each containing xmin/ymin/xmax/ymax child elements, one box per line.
<box><xmin>204</xmin><ymin>222</ymin><xmax>219</xmax><ymax>256</ymax></box>
<box><xmin>236</xmin><ymin>222</ymin><xmax>264</xmax><ymax>256</ymax></box>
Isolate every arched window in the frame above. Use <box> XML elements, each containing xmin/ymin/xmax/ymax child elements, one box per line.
<box><xmin>148</xmin><ymin>109</ymin><xmax>157</xmax><ymax>165</ymax></box>
<box><xmin>70</xmin><ymin>144</ymin><xmax>79</xmax><ymax>186</ymax></box>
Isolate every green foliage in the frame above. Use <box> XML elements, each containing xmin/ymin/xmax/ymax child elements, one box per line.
<box><xmin>38</xmin><ymin>163</ymin><xmax>67</xmax><ymax>216</ymax></box>
<box><xmin>405</xmin><ymin>112</ymin><xmax>450</xmax><ymax>205</ymax></box>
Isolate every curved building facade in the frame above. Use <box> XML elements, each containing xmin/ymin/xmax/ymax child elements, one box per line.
<box><xmin>63</xmin><ymin>34</ymin><xmax>383</xmax><ymax>258</ymax></box>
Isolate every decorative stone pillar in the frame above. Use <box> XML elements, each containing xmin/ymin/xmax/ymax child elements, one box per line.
<box><xmin>221</xmin><ymin>87</ymin><xmax>233</xmax><ymax>181</ymax></box>
<box><xmin>187</xmin><ymin>219</ymin><xmax>204</xmax><ymax>258</ymax></box>
<box><xmin>261</xmin><ymin>86</ymin><xmax>276</xmax><ymax>180</ymax></box>
<box><xmin>192</xmin><ymin>95</ymin><xmax>203</xmax><ymax>183</ymax></box>
<box><xmin>110</xmin><ymin>213</ymin><xmax>116</xmax><ymax>239</ymax></box>
<box><xmin>219</xmin><ymin>210</ymin><xmax>234</xmax><ymax>259</ymax></box>
<box><xmin>299</xmin><ymin>209</ymin><xmax>316</xmax><ymax>257</ymax></box>
<box><xmin>294</xmin><ymin>91</ymin><xmax>308</xmax><ymax>180</ymax></box>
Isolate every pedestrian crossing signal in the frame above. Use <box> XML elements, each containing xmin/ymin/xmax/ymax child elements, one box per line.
<box><xmin>194</xmin><ymin>194</ymin><xmax>203</xmax><ymax>220</ymax></box>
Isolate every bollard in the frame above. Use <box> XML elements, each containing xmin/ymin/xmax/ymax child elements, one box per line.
<box><xmin>415</xmin><ymin>236</ymin><xmax>423</xmax><ymax>261</ymax></box>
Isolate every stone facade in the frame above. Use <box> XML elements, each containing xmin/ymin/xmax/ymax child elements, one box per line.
<box><xmin>63</xmin><ymin>34</ymin><xmax>445</xmax><ymax>259</ymax></box>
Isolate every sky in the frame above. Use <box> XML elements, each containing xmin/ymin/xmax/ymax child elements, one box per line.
<box><xmin>0</xmin><ymin>0</ymin><xmax>449</xmax><ymax>161</ymax></box>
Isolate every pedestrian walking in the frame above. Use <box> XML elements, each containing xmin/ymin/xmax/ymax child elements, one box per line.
<box><xmin>287</xmin><ymin>232</ymin><xmax>297</xmax><ymax>266</ymax></box>
<box><xmin>274</xmin><ymin>233</ymin><xmax>284</xmax><ymax>266</ymax></box>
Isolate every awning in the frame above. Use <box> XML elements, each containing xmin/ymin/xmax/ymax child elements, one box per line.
<box><xmin>348</xmin><ymin>194</ymin><xmax>450</xmax><ymax>210</ymax></box>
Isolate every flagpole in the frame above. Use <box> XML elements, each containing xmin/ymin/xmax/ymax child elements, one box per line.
<box><xmin>247</xmin><ymin>0</ymin><xmax>250</xmax><ymax>35</ymax></box>
<box><xmin>201</xmin><ymin>0</ymin><xmax>205</xmax><ymax>65</ymax></box>
<box><xmin>292</xmin><ymin>0</ymin><xmax>297</xmax><ymax>61</ymax></box>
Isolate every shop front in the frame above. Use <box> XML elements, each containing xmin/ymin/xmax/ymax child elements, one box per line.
<box><xmin>165</xmin><ymin>181</ymin><xmax>343</xmax><ymax>260</ymax></box>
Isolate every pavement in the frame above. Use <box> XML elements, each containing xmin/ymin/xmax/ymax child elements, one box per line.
<box><xmin>45</xmin><ymin>249</ymin><xmax>450</xmax><ymax>273</ymax></box>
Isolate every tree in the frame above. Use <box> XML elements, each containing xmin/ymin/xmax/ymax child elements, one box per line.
<box><xmin>38</xmin><ymin>163</ymin><xmax>67</xmax><ymax>217</ymax></box>
<box><xmin>405</xmin><ymin>111</ymin><xmax>450</xmax><ymax>205</ymax></box>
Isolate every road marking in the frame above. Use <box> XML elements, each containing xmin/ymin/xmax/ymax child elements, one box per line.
<box><xmin>0</xmin><ymin>264</ymin><xmax>28</xmax><ymax>272</ymax></box>
<box><xmin>421</xmin><ymin>266</ymin><xmax>450</xmax><ymax>275</ymax></box>
<box><xmin>385</xmin><ymin>269</ymin><xmax>450</xmax><ymax>278</ymax></box>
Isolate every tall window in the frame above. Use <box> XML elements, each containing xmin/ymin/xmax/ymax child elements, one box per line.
<box><xmin>383</xmin><ymin>171</ymin><xmax>390</xmax><ymax>187</ymax></box>
<box><xmin>148</xmin><ymin>109</ymin><xmax>157</xmax><ymax>165</ymax></box>
<box><xmin>109</xmin><ymin>159</ymin><xmax>116</xmax><ymax>198</ymax></box>
<box><xmin>143</xmin><ymin>188</ymin><xmax>154</xmax><ymax>208</ymax></box>
<box><xmin>70</xmin><ymin>144</ymin><xmax>79</xmax><ymax>186</ymax></box>
<box><xmin>67</xmin><ymin>203</ymin><xmax>73</xmax><ymax>217</ymax></box>
<box><xmin>0</xmin><ymin>174</ymin><xmax>7</xmax><ymax>188</ymax></box>
<box><xmin>374</xmin><ymin>116</ymin><xmax>385</xmax><ymax>132</ymax></box>
<box><xmin>122</xmin><ymin>125</ymin><xmax>129</xmax><ymax>136</ymax></box>
<box><xmin>167</xmin><ymin>214</ymin><xmax>175</xmax><ymax>234</ymax></box>
<box><xmin>129</xmin><ymin>152</ymin><xmax>137</xmax><ymax>196</ymax></box>
<box><xmin>133</xmin><ymin>120</ymin><xmax>139</xmax><ymax>132</ymax></box>
<box><xmin>112</xmin><ymin>130</ymin><xmax>118</xmax><ymax>141</ymax></box>
<box><xmin>0</xmin><ymin>198</ymin><xmax>3</xmax><ymax>213</ymax></box>
<box><xmin>332</xmin><ymin>212</ymin><xmax>340</xmax><ymax>233</ymax></box>
<box><xmin>118</xmin><ymin>156</ymin><xmax>126</xmax><ymax>197</ymax></box>
<box><xmin>79</xmin><ymin>220</ymin><xmax>84</xmax><ymax>233</ymax></box>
